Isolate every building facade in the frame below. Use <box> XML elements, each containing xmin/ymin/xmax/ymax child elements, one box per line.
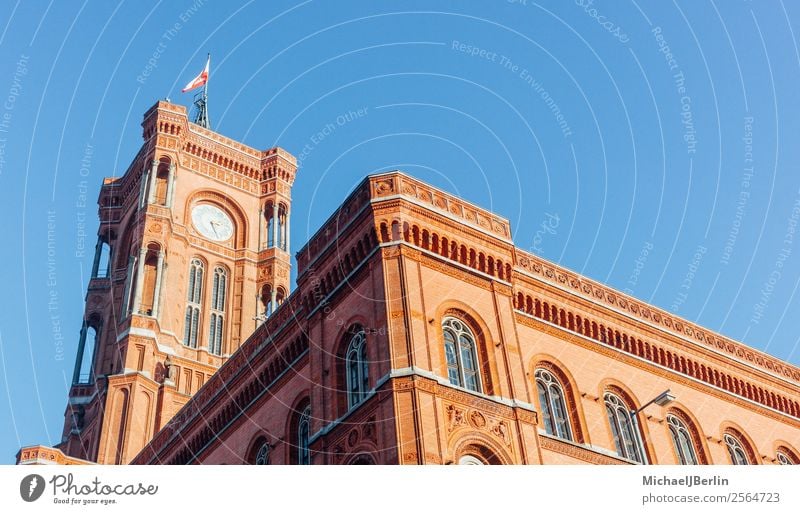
<box><xmin>20</xmin><ymin>101</ymin><xmax>800</xmax><ymax>465</ymax></box>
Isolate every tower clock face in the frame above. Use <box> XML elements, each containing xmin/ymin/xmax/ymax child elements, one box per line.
<box><xmin>191</xmin><ymin>204</ymin><xmax>234</xmax><ymax>242</ymax></box>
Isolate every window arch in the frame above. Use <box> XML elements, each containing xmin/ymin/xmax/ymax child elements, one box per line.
<box><xmin>454</xmin><ymin>442</ymin><xmax>505</xmax><ymax>465</ymax></box>
<box><xmin>535</xmin><ymin>369</ymin><xmax>572</xmax><ymax>441</ymax></box>
<box><xmin>724</xmin><ymin>433</ymin><xmax>750</xmax><ymax>465</ymax></box>
<box><xmin>442</xmin><ymin>317</ymin><xmax>481</xmax><ymax>392</ymax></box>
<box><xmin>666</xmin><ymin>414</ymin><xmax>699</xmax><ymax>465</ymax></box>
<box><xmin>208</xmin><ymin>266</ymin><xmax>227</xmax><ymax>355</ymax></box>
<box><xmin>184</xmin><ymin>258</ymin><xmax>203</xmax><ymax>348</ymax></box>
<box><xmin>348</xmin><ymin>453</ymin><xmax>376</xmax><ymax>465</ymax></box>
<box><xmin>246</xmin><ymin>436</ymin><xmax>271</xmax><ymax>465</ymax></box>
<box><xmin>458</xmin><ymin>455</ymin><xmax>484</xmax><ymax>465</ymax></box>
<box><xmin>346</xmin><ymin>330</ymin><xmax>369</xmax><ymax>408</ymax></box>
<box><xmin>604</xmin><ymin>392</ymin><xmax>645</xmax><ymax>463</ymax></box>
<box><xmin>297</xmin><ymin>405</ymin><xmax>311</xmax><ymax>465</ymax></box>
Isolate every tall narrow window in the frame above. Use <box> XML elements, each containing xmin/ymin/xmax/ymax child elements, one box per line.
<box><xmin>76</xmin><ymin>324</ymin><xmax>99</xmax><ymax>384</ymax></box>
<box><xmin>208</xmin><ymin>266</ymin><xmax>226</xmax><ymax>355</ymax></box>
<box><xmin>266</xmin><ymin>204</ymin><xmax>275</xmax><ymax>248</ymax></box>
<box><xmin>346</xmin><ymin>330</ymin><xmax>369</xmax><ymax>408</ymax></box>
<box><xmin>184</xmin><ymin>259</ymin><xmax>203</xmax><ymax>348</ymax></box>
<box><xmin>724</xmin><ymin>434</ymin><xmax>750</xmax><ymax>465</ymax></box>
<box><xmin>605</xmin><ymin>393</ymin><xmax>645</xmax><ymax>463</ymax></box>
<box><xmin>140</xmin><ymin>250</ymin><xmax>158</xmax><ymax>315</ymax></box>
<box><xmin>667</xmin><ymin>414</ymin><xmax>699</xmax><ymax>465</ymax></box>
<box><xmin>442</xmin><ymin>317</ymin><xmax>481</xmax><ymax>392</ymax></box>
<box><xmin>535</xmin><ymin>369</ymin><xmax>572</xmax><ymax>441</ymax></box>
<box><xmin>298</xmin><ymin>406</ymin><xmax>311</xmax><ymax>465</ymax></box>
<box><xmin>154</xmin><ymin>167</ymin><xmax>169</xmax><ymax>205</ymax></box>
<box><xmin>95</xmin><ymin>241</ymin><xmax>111</xmax><ymax>278</ymax></box>
<box><xmin>278</xmin><ymin>204</ymin><xmax>287</xmax><ymax>250</ymax></box>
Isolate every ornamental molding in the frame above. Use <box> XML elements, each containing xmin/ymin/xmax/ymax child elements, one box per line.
<box><xmin>369</xmin><ymin>173</ymin><xmax>511</xmax><ymax>241</ymax></box>
<box><xmin>539</xmin><ymin>435</ymin><xmax>628</xmax><ymax>465</ymax></box>
<box><xmin>514</xmin><ymin>251</ymin><xmax>800</xmax><ymax>384</ymax></box>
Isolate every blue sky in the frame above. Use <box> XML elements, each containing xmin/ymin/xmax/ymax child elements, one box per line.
<box><xmin>1</xmin><ymin>1</ymin><xmax>799</xmax><ymax>464</ymax></box>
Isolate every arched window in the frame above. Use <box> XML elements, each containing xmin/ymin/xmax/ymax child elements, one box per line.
<box><xmin>208</xmin><ymin>266</ymin><xmax>227</xmax><ymax>355</ymax></box>
<box><xmin>667</xmin><ymin>414</ymin><xmax>699</xmax><ymax>465</ymax></box>
<box><xmin>94</xmin><ymin>240</ymin><xmax>111</xmax><ymax>278</ymax></box>
<box><xmin>777</xmin><ymin>449</ymin><xmax>797</xmax><ymax>465</ymax></box>
<box><xmin>605</xmin><ymin>392</ymin><xmax>645</xmax><ymax>463</ymax></box>
<box><xmin>260</xmin><ymin>284</ymin><xmax>273</xmax><ymax>319</ymax></box>
<box><xmin>74</xmin><ymin>320</ymin><xmax>100</xmax><ymax>384</ymax></box>
<box><xmin>184</xmin><ymin>259</ymin><xmax>203</xmax><ymax>348</ymax></box>
<box><xmin>298</xmin><ymin>405</ymin><xmax>311</xmax><ymax>465</ymax></box>
<box><xmin>154</xmin><ymin>166</ymin><xmax>169</xmax><ymax>205</ymax></box>
<box><xmin>346</xmin><ymin>330</ymin><xmax>369</xmax><ymax>408</ymax></box>
<box><xmin>254</xmin><ymin>443</ymin><xmax>270</xmax><ymax>465</ymax></box>
<box><xmin>442</xmin><ymin>317</ymin><xmax>481</xmax><ymax>392</ymax></box>
<box><xmin>266</xmin><ymin>204</ymin><xmax>275</xmax><ymax>248</ymax></box>
<box><xmin>278</xmin><ymin>204</ymin><xmax>287</xmax><ymax>250</ymax></box>
<box><xmin>80</xmin><ymin>326</ymin><xmax>98</xmax><ymax>383</ymax></box>
<box><xmin>535</xmin><ymin>369</ymin><xmax>572</xmax><ymax>441</ymax></box>
<box><xmin>140</xmin><ymin>247</ymin><xmax>159</xmax><ymax>315</ymax></box>
<box><xmin>724</xmin><ymin>433</ymin><xmax>750</xmax><ymax>465</ymax></box>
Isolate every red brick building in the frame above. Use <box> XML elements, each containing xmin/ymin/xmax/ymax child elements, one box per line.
<box><xmin>19</xmin><ymin>101</ymin><xmax>800</xmax><ymax>465</ymax></box>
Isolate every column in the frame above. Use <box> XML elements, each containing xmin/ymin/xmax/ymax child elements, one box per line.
<box><xmin>270</xmin><ymin>288</ymin><xmax>277</xmax><ymax>316</ymax></box>
<box><xmin>72</xmin><ymin>322</ymin><xmax>88</xmax><ymax>384</ymax></box>
<box><xmin>120</xmin><ymin>255</ymin><xmax>135</xmax><ymax>317</ymax></box>
<box><xmin>167</xmin><ymin>163</ymin><xmax>177</xmax><ymax>208</ymax></box>
<box><xmin>90</xmin><ymin>236</ymin><xmax>103</xmax><ymax>278</ymax></box>
<box><xmin>272</xmin><ymin>203</ymin><xmax>279</xmax><ymax>249</ymax></box>
<box><xmin>131</xmin><ymin>248</ymin><xmax>147</xmax><ymax>313</ymax></box>
<box><xmin>285</xmin><ymin>210</ymin><xmax>290</xmax><ymax>254</ymax></box>
<box><xmin>138</xmin><ymin>169</ymin><xmax>149</xmax><ymax>210</ymax></box>
<box><xmin>280</xmin><ymin>211</ymin><xmax>287</xmax><ymax>250</ymax></box>
<box><xmin>257</xmin><ymin>208</ymin><xmax>263</xmax><ymax>250</ymax></box>
<box><xmin>147</xmin><ymin>160</ymin><xmax>158</xmax><ymax>204</ymax></box>
<box><xmin>151</xmin><ymin>251</ymin><xmax>165</xmax><ymax>318</ymax></box>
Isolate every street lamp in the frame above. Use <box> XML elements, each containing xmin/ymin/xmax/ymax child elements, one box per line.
<box><xmin>632</xmin><ymin>389</ymin><xmax>676</xmax><ymax>416</ymax></box>
<box><xmin>630</xmin><ymin>389</ymin><xmax>676</xmax><ymax>464</ymax></box>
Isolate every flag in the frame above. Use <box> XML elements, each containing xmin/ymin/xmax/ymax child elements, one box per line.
<box><xmin>182</xmin><ymin>55</ymin><xmax>209</xmax><ymax>93</ymax></box>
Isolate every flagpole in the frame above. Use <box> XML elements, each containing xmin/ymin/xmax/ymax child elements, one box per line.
<box><xmin>186</xmin><ymin>53</ymin><xmax>211</xmax><ymax>129</ymax></box>
<box><xmin>203</xmin><ymin>53</ymin><xmax>210</xmax><ymax>128</ymax></box>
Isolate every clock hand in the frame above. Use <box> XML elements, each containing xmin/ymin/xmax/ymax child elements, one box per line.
<box><xmin>209</xmin><ymin>220</ymin><xmax>219</xmax><ymax>237</ymax></box>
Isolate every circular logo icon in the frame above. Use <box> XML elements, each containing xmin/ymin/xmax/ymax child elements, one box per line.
<box><xmin>20</xmin><ymin>474</ymin><xmax>45</xmax><ymax>502</ymax></box>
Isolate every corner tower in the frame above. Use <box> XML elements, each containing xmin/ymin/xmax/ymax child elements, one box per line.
<box><xmin>52</xmin><ymin>100</ymin><xmax>297</xmax><ymax>464</ymax></box>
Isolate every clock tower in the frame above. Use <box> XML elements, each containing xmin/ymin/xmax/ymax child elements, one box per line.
<box><xmin>57</xmin><ymin>100</ymin><xmax>296</xmax><ymax>463</ymax></box>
